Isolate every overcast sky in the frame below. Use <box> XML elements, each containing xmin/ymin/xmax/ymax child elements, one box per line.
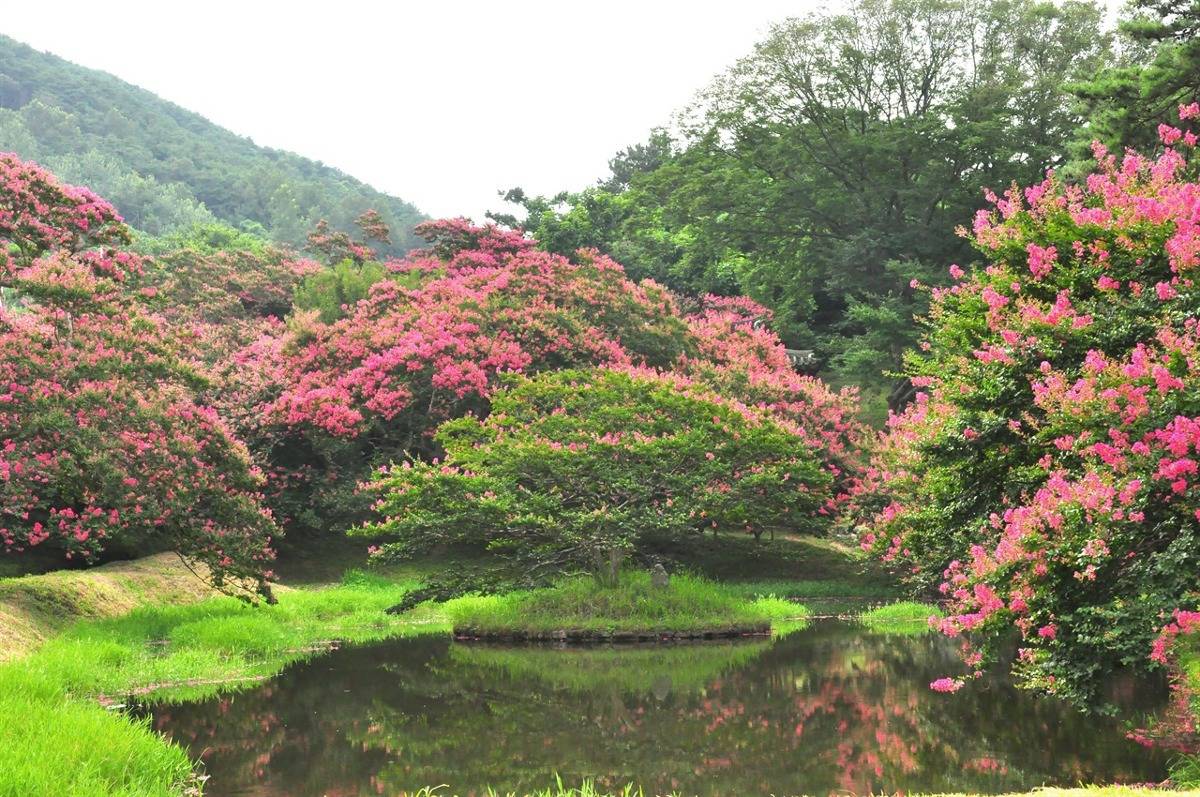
<box><xmin>2</xmin><ymin>1</ymin><xmax>820</xmax><ymax>220</ymax></box>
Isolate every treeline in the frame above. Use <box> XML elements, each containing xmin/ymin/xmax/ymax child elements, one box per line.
<box><xmin>493</xmin><ymin>0</ymin><xmax>1200</xmax><ymax>420</ymax></box>
<box><xmin>0</xmin><ymin>34</ymin><xmax>424</xmax><ymax>254</ymax></box>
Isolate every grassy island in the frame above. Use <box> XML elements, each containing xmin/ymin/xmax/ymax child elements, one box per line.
<box><xmin>445</xmin><ymin>571</ymin><xmax>808</xmax><ymax>640</ymax></box>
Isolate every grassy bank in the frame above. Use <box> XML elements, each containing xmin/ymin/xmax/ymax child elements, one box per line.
<box><xmin>445</xmin><ymin>571</ymin><xmax>807</xmax><ymax>637</ymax></box>
<box><xmin>0</xmin><ymin>569</ymin><xmax>443</xmax><ymax>797</ymax></box>
<box><xmin>860</xmin><ymin>601</ymin><xmax>943</xmax><ymax>635</ymax></box>
<box><xmin>0</xmin><ymin>554</ymin><xmax>221</xmax><ymax>662</ymax></box>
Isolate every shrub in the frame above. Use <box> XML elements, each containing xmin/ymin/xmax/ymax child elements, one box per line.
<box><xmin>360</xmin><ymin>368</ymin><xmax>832</xmax><ymax>579</ymax></box>
<box><xmin>857</xmin><ymin>106</ymin><xmax>1200</xmax><ymax>705</ymax></box>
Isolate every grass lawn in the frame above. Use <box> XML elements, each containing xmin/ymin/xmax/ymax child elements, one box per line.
<box><xmin>0</xmin><ymin>553</ymin><xmax>220</xmax><ymax>663</ymax></box>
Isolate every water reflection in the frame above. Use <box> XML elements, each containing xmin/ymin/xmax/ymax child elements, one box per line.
<box><xmin>140</xmin><ymin>622</ymin><xmax>1169</xmax><ymax>796</ymax></box>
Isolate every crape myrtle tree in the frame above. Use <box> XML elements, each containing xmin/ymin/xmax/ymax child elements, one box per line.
<box><xmin>0</xmin><ymin>153</ymin><xmax>278</xmax><ymax>597</ymax></box>
<box><xmin>244</xmin><ymin>219</ymin><xmax>699</xmax><ymax>536</ymax></box>
<box><xmin>855</xmin><ymin>109</ymin><xmax>1200</xmax><ymax>707</ymax></box>
<box><xmin>360</xmin><ymin>368</ymin><xmax>832</xmax><ymax>583</ymax></box>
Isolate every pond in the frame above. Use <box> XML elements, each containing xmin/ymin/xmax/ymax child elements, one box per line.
<box><xmin>137</xmin><ymin>621</ymin><xmax>1169</xmax><ymax>796</ymax></box>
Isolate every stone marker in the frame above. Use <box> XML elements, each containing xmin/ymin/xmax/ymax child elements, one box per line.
<box><xmin>650</xmin><ymin>563</ymin><xmax>670</xmax><ymax>589</ymax></box>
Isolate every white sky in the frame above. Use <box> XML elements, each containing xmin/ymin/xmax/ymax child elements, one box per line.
<box><xmin>1</xmin><ymin>1</ymin><xmax>819</xmax><ymax>221</ymax></box>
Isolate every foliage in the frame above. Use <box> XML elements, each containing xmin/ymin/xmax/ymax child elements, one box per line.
<box><xmin>498</xmin><ymin>0</ymin><xmax>1112</xmax><ymax>410</ymax></box>
<box><xmin>134</xmin><ymin>220</ymin><xmax>272</xmax><ymax>257</ymax></box>
<box><xmin>246</xmin><ymin>219</ymin><xmax>697</xmax><ymax>535</ymax></box>
<box><xmin>0</xmin><ymin>154</ymin><xmax>278</xmax><ymax>593</ymax></box>
<box><xmin>145</xmin><ymin>246</ymin><xmax>320</xmax><ymax>328</ymax></box>
<box><xmin>361</xmin><ymin>368</ymin><xmax>832</xmax><ymax>575</ymax></box>
<box><xmin>678</xmin><ymin>295</ymin><xmax>867</xmax><ymax>501</ymax></box>
<box><xmin>239</xmin><ymin>218</ymin><xmax>864</xmax><ymax>539</ymax></box>
<box><xmin>856</xmin><ymin>110</ymin><xmax>1200</xmax><ymax>706</ymax></box>
<box><xmin>1073</xmin><ymin>0</ymin><xmax>1200</xmax><ymax>155</ymax></box>
<box><xmin>0</xmin><ymin>34</ymin><xmax>424</xmax><ymax>249</ymax></box>
<box><xmin>292</xmin><ymin>258</ymin><xmax>388</xmax><ymax>322</ymax></box>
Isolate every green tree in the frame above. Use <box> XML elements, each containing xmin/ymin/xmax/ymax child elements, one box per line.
<box><xmin>497</xmin><ymin>0</ymin><xmax>1111</xmax><ymax>420</ymax></box>
<box><xmin>360</xmin><ymin>368</ymin><xmax>831</xmax><ymax>581</ymax></box>
<box><xmin>1073</xmin><ymin>0</ymin><xmax>1200</xmax><ymax>153</ymax></box>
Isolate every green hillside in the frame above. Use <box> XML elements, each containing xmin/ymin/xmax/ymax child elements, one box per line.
<box><xmin>0</xmin><ymin>34</ymin><xmax>424</xmax><ymax>252</ymax></box>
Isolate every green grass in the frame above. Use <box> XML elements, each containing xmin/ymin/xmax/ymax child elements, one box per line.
<box><xmin>0</xmin><ymin>554</ymin><xmax>221</xmax><ymax>662</ymax></box>
<box><xmin>859</xmin><ymin>601</ymin><xmax>943</xmax><ymax>635</ymax></box>
<box><xmin>0</xmin><ymin>667</ymin><xmax>196</xmax><ymax>797</ymax></box>
<box><xmin>0</xmin><ymin>569</ymin><xmax>445</xmax><ymax>797</ymax></box>
<box><xmin>9</xmin><ymin>569</ymin><xmax>441</xmax><ymax>703</ymax></box>
<box><xmin>444</xmin><ymin>571</ymin><xmax>808</xmax><ymax>636</ymax></box>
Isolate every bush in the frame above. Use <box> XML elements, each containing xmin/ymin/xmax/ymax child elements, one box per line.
<box><xmin>361</xmin><ymin>368</ymin><xmax>832</xmax><ymax>578</ymax></box>
<box><xmin>856</xmin><ymin>107</ymin><xmax>1200</xmax><ymax>705</ymax></box>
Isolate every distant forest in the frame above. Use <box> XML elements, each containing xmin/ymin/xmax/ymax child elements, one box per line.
<box><xmin>0</xmin><ymin>34</ymin><xmax>425</xmax><ymax>254</ymax></box>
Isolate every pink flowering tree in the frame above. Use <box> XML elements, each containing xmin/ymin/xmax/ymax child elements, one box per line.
<box><xmin>680</xmin><ymin>295</ymin><xmax>868</xmax><ymax>513</ymax></box>
<box><xmin>857</xmin><ymin>106</ymin><xmax>1200</xmax><ymax>705</ymax></box>
<box><xmin>252</xmin><ymin>220</ymin><xmax>695</xmax><ymax>534</ymax></box>
<box><xmin>360</xmin><ymin>368</ymin><xmax>831</xmax><ymax>580</ymax></box>
<box><xmin>0</xmin><ymin>154</ymin><xmax>278</xmax><ymax>596</ymax></box>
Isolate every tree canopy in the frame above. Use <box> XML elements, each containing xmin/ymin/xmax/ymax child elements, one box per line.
<box><xmin>497</xmin><ymin>0</ymin><xmax>1113</xmax><ymax>420</ymax></box>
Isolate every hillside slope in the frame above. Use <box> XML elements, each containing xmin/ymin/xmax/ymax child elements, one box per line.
<box><xmin>0</xmin><ymin>34</ymin><xmax>424</xmax><ymax>252</ymax></box>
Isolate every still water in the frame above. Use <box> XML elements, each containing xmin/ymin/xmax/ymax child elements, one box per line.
<box><xmin>139</xmin><ymin>621</ymin><xmax>1168</xmax><ymax>796</ymax></box>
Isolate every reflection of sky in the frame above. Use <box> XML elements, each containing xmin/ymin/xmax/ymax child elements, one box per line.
<box><xmin>144</xmin><ymin>622</ymin><xmax>1170</xmax><ymax>797</ymax></box>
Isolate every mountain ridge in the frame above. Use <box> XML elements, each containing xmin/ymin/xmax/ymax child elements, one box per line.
<box><xmin>0</xmin><ymin>33</ymin><xmax>425</xmax><ymax>253</ymax></box>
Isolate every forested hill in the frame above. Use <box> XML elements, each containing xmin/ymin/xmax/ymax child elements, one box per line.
<box><xmin>0</xmin><ymin>34</ymin><xmax>424</xmax><ymax>253</ymax></box>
